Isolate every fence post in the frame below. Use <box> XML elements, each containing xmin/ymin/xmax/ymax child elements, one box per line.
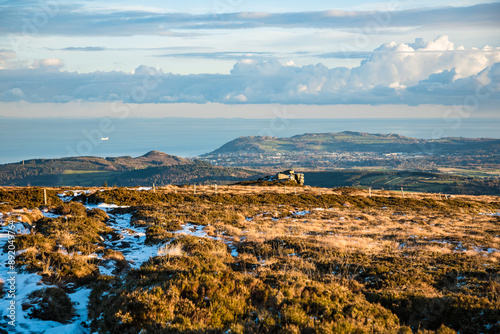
<box><xmin>194</xmin><ymin>184</ymin><xmax>196</xmax><ymax>195</ymax></box>
<box><xmin>369</xmin><ymin>187</ymin><xmax>372</xmax><ymax>198</ymax></box>
<box><xmin>401</xmin><ymin>187</ymin><xmax>405</xmax><ymax>199</ymax></box>
<box><xmin>43</xmin><ymin>188</ymin><xmax>47</xmax><ymax>205</ymax></box>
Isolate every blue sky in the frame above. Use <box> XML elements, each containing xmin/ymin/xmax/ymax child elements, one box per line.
<box><xmin>0</xmin><ymin>0</ymin><xmax>498</xmax><ymax>117</ymax></box>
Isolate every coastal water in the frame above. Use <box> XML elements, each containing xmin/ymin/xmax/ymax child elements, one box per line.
<box><xmin>1</xmin><ymin>117</ymin><xmax>499</xmax><ymax>164</ymax></box>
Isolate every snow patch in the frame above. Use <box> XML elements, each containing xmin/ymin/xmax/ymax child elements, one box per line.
<box><xmin>43</xmin><ymin>323</ymin><xmax>89</xmax><ymax>334</ymax></box>
<box><xmin>479</xmin><ymin>212</ymin><xmax>500</xmax><ymax>216</ymax></box>
<box><xmin>132</xmin><ymin>187</ymin><xmax>152</xmax><ymax>191</ymax></box>
<box><xmin>57</xmin><ymin>190</ymin><xmax>93</xmax><ymax>202</ymax></box>
<box><xmin>292</xmin><ymin>210</ymin><xmax>310</xmax><ymax>216</ymax></box>
<box><xmin>42</xmin><ymin>211</ymin><xmax>61</xmax><ymax>219</ymax></box>
<box><xmin>172</xmin><ymin>223</ymin><xmax>213</xmax><ymax>239</ymax></box>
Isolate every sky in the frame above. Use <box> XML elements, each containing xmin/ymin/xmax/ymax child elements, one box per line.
<box><xmin>0</xmin><ymin>0</ymin><xmax>499</xmax><ymax>117</ymax></box>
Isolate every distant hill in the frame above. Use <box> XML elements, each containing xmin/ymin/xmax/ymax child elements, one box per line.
<box><xmin>204</xmin><ymin>132</ymin><xmax>500</xmax><ymax>155</ymax></box>
<box><xmin>0</xmin><ymin>151</ymin><xmax>262</xmax><ymax>186</ymax></box>
<box><xmin>13</xmin><ymin>150</ymin><xmax>190</xmax><ymax>171</ymax></box>
<box><xmin>116</xmin><ymin>161</ymin><xmax>261</xmax><ymax>186</ymax></box>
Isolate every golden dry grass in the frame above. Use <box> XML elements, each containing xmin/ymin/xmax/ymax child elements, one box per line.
<box><xmin>3</xmin><ymin>185</ymin><xmax>499</xmax><ymax>333</ymax></box>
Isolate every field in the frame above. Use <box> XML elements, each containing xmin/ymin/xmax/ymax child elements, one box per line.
<box><xmin>304</xmin><ymin>170</ymin><xmax>500</xmax><ymax>195</ymax></box>
<box><xmin>436</xmin><ymin>168</ymin><xmax>500</xmax><ymax>178</ymax></box>
<box><xmin>0</xmin><ymin>186</ymin><xmax>499</xmax><ymax>333</ymax></box>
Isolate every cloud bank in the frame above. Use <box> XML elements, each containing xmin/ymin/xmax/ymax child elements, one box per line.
<box><xmin>0</xmin><ymin>36</ymin><xmax>498</xmax><ymax>107</ymax></box>
<box><xmin>1</xmin><ymin>3</ymin><xmax>498</xmax><ymax>36</ymax></box>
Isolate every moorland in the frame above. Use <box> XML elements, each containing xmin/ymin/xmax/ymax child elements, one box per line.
<box><xmin>1</xmin><ymin>186</ymin><xmax>499</xmax><ymax>333</ymax></box>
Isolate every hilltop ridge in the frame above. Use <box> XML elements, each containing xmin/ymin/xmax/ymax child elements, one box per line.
<box><xmin>205</xmin><ymin>131</ymin><xmax>499</xmax><ymax>155</ymax></box>
<box><xmin>14</xmin><ymin>150</ymin><xmax>190</xmax><ymax>173</ymax></box>
<box><xmin>0</xmin><ymin>151</ymin><xmax>261</xmax><ymax>187</ymax></box>
<box><xmin>105</xmin><ymin>151</ymin><xmax>191</xmax><ymax>170</ymax></box>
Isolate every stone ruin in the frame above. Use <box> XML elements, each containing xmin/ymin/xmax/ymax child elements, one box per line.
<box><xmin>266</xmin><ymin>170</ymin><xmax>305</xmax><ymax>185</ymax></box>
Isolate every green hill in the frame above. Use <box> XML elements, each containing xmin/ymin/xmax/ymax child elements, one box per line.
<box><xmin>0</xmin><ymin>152</ymin><xmax>262</xmax><ymax>186</ymax></box>
<box><xmin>205</xmin><ymin>131</ymin><xmax>500</xmax><ymax>155</ymax></box>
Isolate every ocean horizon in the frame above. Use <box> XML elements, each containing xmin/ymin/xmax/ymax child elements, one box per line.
<box><xmin>1</xmin><ymin>117</ymin><xmax>499</xmax><ymax>165</ymax></box>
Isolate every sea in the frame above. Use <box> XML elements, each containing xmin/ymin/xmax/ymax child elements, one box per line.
<box><xmin>1</xmin><ymin>117</ymin><xmax>499</xmax><ymax>165</ymax></box>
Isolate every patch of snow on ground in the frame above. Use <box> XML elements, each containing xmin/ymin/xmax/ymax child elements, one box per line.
<box><xmin>43</xmin><ymin>323</ymin><xmax>89</xmax><ymax>334</ymax></box>
<box><xmin>170</xmin><ymin>224</ymin><xmax>241</xmax><ymax>257</ymax></box>
<box><xmin>69</xmin><ymin>287</ymin><xmax>91</xmax><ymax>322</ymax></box>
<box><xmin>230</xmin><ymin>246</ymin><xmax>238</xmax><ymax>257</ymax></box>
<box><xmin>98</xmin><ymin>212</ymin><xmax>159</xmax><ymax>270</ymax></box>
<box><xmin>98</xmin><ymin>261</ymin><xmax>116</xmax><ymax>276</ymax></box>
<box><xmin>0</xmin><ymin>221</ymin><xmax>93</xmax><ymax>333</ymax></box>
<box><xmin>94</xmin><ymin>203</ymin><xmax>130</xmax><ymax>210</ymax></box>
<box><xmin>132</xmin><ymin>187</ymin><xmax>152</xmax><ymax>191</ymax></box>
<box><xmin>11</xmin><ymin>222</ymin><xmax>32</xmax><ymax>235</ymax></box>
<box><xmin>58</xmin><ymin>190</ymin><xmax>93</xmax><ymax>203</ymax></box>
<box><xmin>473</xmin><ymin>246</ymin><xmax>500</xmax><ymax>254</ymax></box>
<box><xmin>172</xmin><ymin>223</ymin><xmax>212</xmax><ymax>239</ymax></box>
<box><xmin>479</xmin><ymin>212</ymin><xmax>500</xmax><ymax>216</ymax></box>
<box><xmin>292</xmin><ymin>210</ymin><xmax>310</xmax><ymax>216</ymax></box>
<box><xmin>41</xmin><ymin>210</ymin><xmax>61</xmax><ymax>219</ymax></box>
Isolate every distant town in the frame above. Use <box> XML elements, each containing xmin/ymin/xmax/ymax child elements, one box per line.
<box><xmin>202</xmin><ymin>151</ymin><xmax>499</xmax><ymax>172</ymax></box>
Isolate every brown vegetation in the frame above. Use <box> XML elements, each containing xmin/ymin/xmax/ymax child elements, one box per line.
<box><xmin>2</xmin><ymin>186</ymin><xmax>499</xmax><ymax>333</ymax></box>
<box><xmin>23</xmin><ymin>287</ymin><xmax>76</xmax><ymax>323</ymax></box>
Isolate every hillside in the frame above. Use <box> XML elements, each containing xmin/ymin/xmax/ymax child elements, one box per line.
<box><xmin>1</xmin><ymin>186</ymin><xmax>499</xmax><ymax>333</ymax></box>
<box><xmin>205</xmin><ymin>132</ymin><xmax>500</xmax><ymax>155</ymax></box>
<box><xmin>202</xmin><ymin>132</ymin><xmax>500</xmax><ymax>173</ymax></box>
<box><xmin>116</xmin><ymin>161</ymin><xmax>262</xmax><ymax>186</ymax></box>
<box><xmin>0</xmin><ymin>151</ymin><xmax>262</xmax><ymax>186</ymax></box>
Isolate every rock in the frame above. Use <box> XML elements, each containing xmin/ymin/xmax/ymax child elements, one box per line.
<box><xmin>241</xmin><ymin>170</ymin><xmax>305</xmax><ymax>186</ymax></box>
<box><xmin>294</xmin><ymin>173</ymin><xmax>305</xmax><ymax>185</ymax></box>
<box><xmin>268</xmin><ymin>170</ymin><xmax>305</xmax><ymax>185</ymax></box>
<box><xmin>30</xmin><ymin>208</ymin><xmax>44</xmax><ymax>221</ymax></box>
<box><xmin>118</xmin><ymin>241</ymin><xmax>131</xmax><ymax>249</ymax></box>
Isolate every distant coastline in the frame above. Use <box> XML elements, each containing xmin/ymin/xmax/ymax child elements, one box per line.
<box><xmin>1</xmin><ymin>117</ymin><xmax>499</xmax><ymax>165</ymax></box>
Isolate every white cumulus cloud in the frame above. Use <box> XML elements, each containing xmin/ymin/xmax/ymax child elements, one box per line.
<box><xmin>32</xmin><ymin>58</ymin><xmax>64</xmax><ymax>69</ymax></box>
<box><xmin>0</xmin><ymin>36</ymin><xmax>498</xmax><ymax>109</ymax></box>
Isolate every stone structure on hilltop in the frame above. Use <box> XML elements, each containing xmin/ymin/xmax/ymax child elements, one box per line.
<box><xmin>271</xmin><ymin>170</ymin><xmax>305</xmax><ymax>185</ymax></box>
